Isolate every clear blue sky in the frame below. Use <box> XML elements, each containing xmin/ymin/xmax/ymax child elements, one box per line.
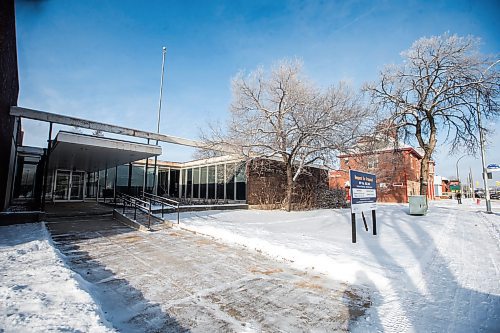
<box><xmin>16</xmin><ymin>0</ymin><xmax>500</xmax><ymax>186</ymax></box>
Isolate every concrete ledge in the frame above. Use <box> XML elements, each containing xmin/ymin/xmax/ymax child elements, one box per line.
<box><xmin>113</xmin><ymin>209</ymin><xmax>149</xmax><ymax>232</ymax></box>
<box><xmin>152</xmin><ymin>204</ymin><xmax>248</xmax><ymax>214</ymax></box>
<box><xmin>0</xmin><ymin>211</ymin><xmax>46</xmax><ymax>226</ymax></box>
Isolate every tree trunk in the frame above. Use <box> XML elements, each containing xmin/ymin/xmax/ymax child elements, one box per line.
<box><xmin>419</xmin><ymin>155</ymin><xmax>430</xmax><ymax>196</ymax></box>
<box><xmin>416</xmin><ymin>119</ymin><xmax>436</xmax><ymax>198</ymax></box>
<box><xmin>285</xmin><ymin>162</ymin><xmax>294</xmax><ymax>212</ymax></box>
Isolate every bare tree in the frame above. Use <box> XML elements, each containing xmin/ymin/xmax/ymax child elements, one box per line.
<box><xmin>365</xmin><ymin>33</ymin><xmax>500</xmax><ymax>196</ymax></box>
<box><xmin>202</xmin><ymin>59</ymin><xmax>369</xmax><ymax>211</ymax></box>
<box><xmin>71</xmin><ymin>126</ymin><xmax>83</xmax><ymax>134</ymax></box>
<box><xmin>92</xmin><ymin>129</ymin><xmax>104</xmax><ymax>137</ymax></box>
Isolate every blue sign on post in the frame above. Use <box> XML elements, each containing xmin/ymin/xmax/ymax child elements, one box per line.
<box><xmin>350</xmin><ymin>170</ymin><xmax>377</xmax><ymax>213</ymax></box>
<box><xmin>349</xmin><ymin>170</ymin><xmax>377</xmax><ymax>243</ymax></box>
<box><xmin>487</xmin><ymin>164</ymin><xmax>500</xmax><ymax>172</ymax></box>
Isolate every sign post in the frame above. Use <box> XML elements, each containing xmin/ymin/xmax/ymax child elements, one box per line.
<box><xmin>349</xmin><ymin>170</ymin><xmax>377</xmax><ymax>243</ymax></box>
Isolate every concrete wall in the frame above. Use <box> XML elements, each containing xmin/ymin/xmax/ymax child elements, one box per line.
<box><xmin>0</xmin><ymin>0</ymin><xmax>19</xmax><ymax>211</ymax></box>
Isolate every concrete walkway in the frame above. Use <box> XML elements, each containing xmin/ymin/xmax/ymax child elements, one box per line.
<box><xmin>47</xmin><ymin>216</ymin><xmax>370</xmax><ymax>332</ymax></box>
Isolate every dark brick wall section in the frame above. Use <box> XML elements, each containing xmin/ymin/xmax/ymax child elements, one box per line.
<box><xmin>247</xmin><ymin>158</ymin><xmax>328</xmax><ymax>210</ymax></box>
<box><xmin>0</xmin><ymin>0</ymin><xmax>19</xmax><ymax>210</ymax></box>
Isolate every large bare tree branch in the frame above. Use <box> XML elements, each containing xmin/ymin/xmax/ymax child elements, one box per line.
<box><xmin>365</xmin><ymin>33</ymin><xmax>500</xmax><ymax>195</ymax></box>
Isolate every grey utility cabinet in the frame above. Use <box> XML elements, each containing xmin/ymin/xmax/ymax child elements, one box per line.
<box><xmin>408</xmin><ymin>195</ymin><xmax>428</xmax><ymax>215</ymax></box>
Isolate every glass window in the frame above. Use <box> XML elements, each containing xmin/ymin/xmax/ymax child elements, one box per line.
<box><xmin>130</xmin><ymin>165</ymin><xmax>145</xmax><ymax>196</ymax></box>
<box><xmin>100</xmin><ymin>168</ymin><xmax>116</xmax><ymax>198</ymax></box>
<box><xmin>367</xmin><ymin>159</ymin><xmax>379</xmax><ymax>169</ymax></box>
<box><xmin>146</xmin><ymin>166</ymin><xmax>155</xmax><ymax>193</ymax></box>
<box><xmin>235</xmin><ymin>162</ymin><xmax>246</xmax><ymax>182</ymax></box>
<box><xmin>70</xmin><ymin>172</ymin><xmax>85</xmax><ymax>200</ymax></box>
<box><xmin>158</xmin><ymin>169</ymin><xmax>169</xmax><ymax>196</ymax></box>
<box><xmin>235</xmin><ymin>162</ymin><xmax>246</xmax><ymax>200</ymax></box>
<box><xmin>180</xmin><ymin>169</ymin><xmax>186</xmax><ymax>198</ymax></box>
<box><xmin>13</xmin><ymin>158</ymin><xmax>38</xmax><ymax>199</ymax></box>
<box><xmin>54</xmin><ymin>170</ymin><xmax>70</xmax><ymax>200</ymax></box>
<box><xmin>131</xmin><ymin>166</ymin><xmax>144</xmax><ymax>186</ymax></box>
<box><xmin>200</xmin><ymin>166</ymin><xmax>208</xmax><ymax>199</ymax></box>
<box><xmin>98</xmin><ymin>169</ymin><xmax>106</xmax><ymax>189</ymax></box>
<box><xmin>45</xmin><ymin>171</ymin><xmax>54</xmax><ymax>201</ymax></box>
<box><xmin>208</xmin><ymin>165</ymin><xmax>216</xmax><ymax>199</ymax></box>
<box><xmin>169</xmin><ymin>169</ymin><xmax>180</xmax><ymax>198</ymax></box>
<box><xmin>192</xmin><ymin>167</ymin><xmax>200</xmax><ymax>199</ymax></box>
<box><xmin>116</xmin><ymin>165</ymin><xmax>129</xmax><ymax>186</ymax></box>
<box><xmin>86</xmin><ymin>172</ymin><xmax>97</xmax><ymax>198</ymax></box>
<box><xmin>225</xmin><ymin>163</ymin><xmax>235</xmax><ymax>201</ymax></box>
<box><xmin>186</xmin><ymin>168</ymin><xmax>193</xmax><ymax>199</ymax></box>
<box><xmin>217</xmin><ymin>164</ymin><xmax>225</xmax><ymax>200</ymax></box>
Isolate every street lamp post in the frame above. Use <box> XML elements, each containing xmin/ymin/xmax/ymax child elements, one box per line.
<box><xmin>153</xmin><ymin>46</ymin><xmax>167</xmax><ymax>195</ymax></box>
<box><xmin>477</xmin><ymin>59</ymin><xmax>500</xmax><ymax>214</ymax></box>
<box><xmin>456</xmin><ymin>155</ymin><xmax>467</xmax><ymax>182</ymax></box>
<box><xmin>157</xmin><ymin>46</ymin><xmax>167</xmax><ymax>135</ymax></box>
<box><xmin>456</xmin><ymin>154</ymin><xmax>467</xmax><ymax>194</ymax></box>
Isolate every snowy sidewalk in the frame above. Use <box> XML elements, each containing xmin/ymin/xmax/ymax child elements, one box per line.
<box><xmin>0</xmin><ymin>223</ymin><xmax>113</xmax><ymax>332</ymax></box>
<box><xmin>45</xmin><ymin>215</ymin><xmax>370</xmax><ymax>332</ymax></box>
<box><xmin>169</xmin><ymin>200</ymin><xmax>500</xmax><ymax>332</ymax></box>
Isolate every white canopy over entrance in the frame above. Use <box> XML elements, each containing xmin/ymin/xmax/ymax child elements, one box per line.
<box><xmin>49</xmin><ymin>131</ymin><xmax>162</xmax><ymax>172</ymax></box>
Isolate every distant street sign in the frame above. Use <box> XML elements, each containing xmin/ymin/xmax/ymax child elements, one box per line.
<box><xmin>349</xmin><ymin>170</ymin><xmax>377</xmax><ymax>213</ymax></box>
<box><xmin>487</xmin><ymin>163</ymin><xmax>500</xmax><ymax>172</ymax></box>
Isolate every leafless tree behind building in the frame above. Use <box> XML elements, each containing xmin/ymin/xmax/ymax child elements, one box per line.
<box><xmin>201</xmin><ymin>59</ymin><xmax>370</xmax><ymax>211</ymax></box>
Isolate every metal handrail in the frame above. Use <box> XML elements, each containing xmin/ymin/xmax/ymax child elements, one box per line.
<box><xmin>141</xmin><ymin>191</ymin><xmax>180</xmax><ymax>224</ymax></box>
<box><xmin>116</xmin><ymin>192</ymin><xmax>162</xmax><ymax>229</ymax></box>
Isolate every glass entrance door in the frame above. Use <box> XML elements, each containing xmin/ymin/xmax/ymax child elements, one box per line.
<box><xmin>54</xmin><ymin>170</ymin><xmax>71</xmax><ymax>200</ymax></box>
<box><xmin>70</xmin><ymin>172</ymin><xmax>84</xmax><ymax>200</ymax></box>
<box><xmin>54</xmin><ymin>170</ymin><xmax>85</xmax><ymax>201</ymax></box>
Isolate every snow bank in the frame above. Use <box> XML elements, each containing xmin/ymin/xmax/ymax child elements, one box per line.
<box><xmin>178</xmin><ymin>220</ymin><xmax>390</xmax><ymax>288</ymax></box>
<box><xmin>172</xmin><ymin>207</ymin><xmax>422</xmax><ymax>290</ymax></box>
<box><xmin>0</xmin><ymin>223</ymin><xmax>115</xmax><ymax>332</ymax></box>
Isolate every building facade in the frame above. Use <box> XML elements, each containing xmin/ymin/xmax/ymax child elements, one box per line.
<box><xmin>329</xmin><ymin>147</ymin><xmax>435</xmax><ymax>203</ymax></box>
<box><xmin>12</xmin><ymin>151</ymin><xmax>331</xmax><ymax>209</ymax></box>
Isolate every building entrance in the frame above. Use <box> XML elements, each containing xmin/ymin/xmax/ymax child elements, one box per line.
<box><xmin>53</xmin><ymin>170</ymin><xmax>85</xmax><ymax>201</ymax></box>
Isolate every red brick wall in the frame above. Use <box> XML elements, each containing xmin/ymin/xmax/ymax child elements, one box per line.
<box><xmin>0</xmin><ymin>0</ymin><xmax>19</xmax><ymax>210</ymax></box>
<box><xmin>330</xmin><ymin>149</ymin><xmax>435</xmax><ymax>203</ymax></box>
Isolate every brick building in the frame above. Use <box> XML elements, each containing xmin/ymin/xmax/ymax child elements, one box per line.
<box><xmin>329</xmin><ymin>146</ymin><xmax>435</xmax><ymax>203</ymax></box>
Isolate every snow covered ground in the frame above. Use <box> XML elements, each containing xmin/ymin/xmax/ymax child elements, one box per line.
<box><xmin>167</xmin><ymin>199</ymin><xmax>500</xmax><ymax>332</ymax></box>
<box><xmin>1</xmin><ymin>199</ymin><xmax>498</xmax><ymax>332</ymax></box>
<box><xmin>0</xmin><ymin>223</ymin><xmax>114</xmax><ymax>332</ymax></box>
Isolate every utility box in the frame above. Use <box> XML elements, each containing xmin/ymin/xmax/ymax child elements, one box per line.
<box><xmin>409</xmin><ymin>195</ymin><xmax>428</xmax><ymax>215</ymax></box>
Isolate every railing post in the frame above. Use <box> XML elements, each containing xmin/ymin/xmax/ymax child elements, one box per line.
<box><xmin>177</xmin><ymin>203</ymin><xmax>180</xmax><ymax>224</ymax></box>
<box><xmin>148</xmin><ymin>200</ymin><xmax>152</xmax><ymax>229</ymax></box>
<box><xmin>161</xmin><ymin>202</ymin><xmax>164</xmax><ymax>218</ymax></box>
<box><xmin>134</xmin><ymin>201</ymin><xmax>137</xmax><ymax>220</ymax></box>
<box><xmin>123</xmin><ymin>198</ymin><xmax>125</xmax><ymax>214</ymax></box>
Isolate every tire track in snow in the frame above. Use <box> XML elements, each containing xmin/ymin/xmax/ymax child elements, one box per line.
<box><xmin>377</xmin><ymin>206</ymin><xmax>458</xmax><ymax>333</ymax></box>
